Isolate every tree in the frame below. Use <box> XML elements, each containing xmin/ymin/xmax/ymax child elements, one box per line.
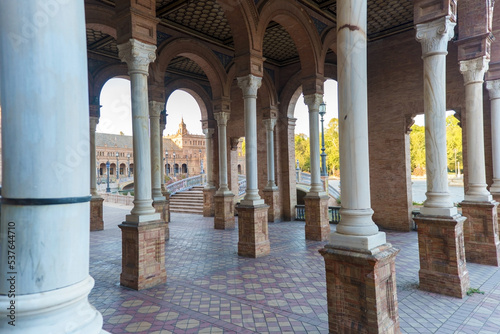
<box><xmin>409</xmin><ymin>123</ymin><xmax>426</xmax><ymax>174</ymax></box>
<box><xmin>324</xmin><ymin>118</ymin><xmax>340</xmax><ymax>175</ymax></box>
<box><xmin>446</xmin><ymin>115</ymin><xmax>462</xmax><ymax>173</ymax></box>
<box><xmin>295</xmin><ymin>133</ymin><xmax>310</xmax><ymax>172</ymax></box>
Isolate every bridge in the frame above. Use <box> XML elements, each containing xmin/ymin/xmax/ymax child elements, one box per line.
<box><xmin>296</xmin><ymin>171</ymin><xmax>341</xmax><ymax>201</ymax></box>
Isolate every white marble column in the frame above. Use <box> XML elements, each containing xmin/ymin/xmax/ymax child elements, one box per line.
<box><xmin>487</xmin><ymin>79</ymin><xmax>500</xmax><ymax>194</ymax></box>
<box><xmin>203</xmin><ymin>128</ymin><xmax>215</xmax><ymax>188</ymax></box>
<box><xmin>331</xmin><ymin>0</ymin><xmax>386</xmax><ymax>249</ymax></box>
<box><xmin>0</xmin><ymin>1</ymin><xmax>105</xmax><ymax>333</ymax></box>
<box><xmin>238</xmin><ymin>75</ymin><xmax>264</xmax><ymax>205</ymax></box>
<box><xmin>90</xmin><ymin>116</ymin><xmax>100</xmax><ymax>197</ymax></box>
<box><xmin>303</xmin><ymin>94</ymin><xmax>325</xmax><ymax>195</ymax></box>
<box><xmin>263</xmin><ymin>118</ymin><xmax>278</xmax><ymax>190</ymax></box>
<box><xmin>214</xmin><ymin>113</ymin><xmax>231</xmax><ymax>194</ymax></box>
<box><xmin>460</xmin><ymin>57</ymin><xmax>492</xmax><ymax>202</ymax></box>
<box><xmin>118</xmin><ymin>39</ymin><xmax>159</xmax><ymax>221</ymax></box>
<box><xmin>415</xmin><ymin>16</ymin><xmax>457</xmax><ymax>216</ymax></box>
<box><xmin>149</xmin><ymin>101</ymin><xmax>164</xmax><ymax>201</ymax></box>
<box><xmin>160</xmin><ymin>111</ymin><xmax>167</xmax><ymax>190</ymax></box>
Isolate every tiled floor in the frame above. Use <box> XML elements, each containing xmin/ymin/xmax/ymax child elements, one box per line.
<box><xmin>89</xmin><ymin>203</ymin><xmax>500</xmax><ymax>333</ymax></box>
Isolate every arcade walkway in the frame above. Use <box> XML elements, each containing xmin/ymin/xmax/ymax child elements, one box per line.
<box><xmin>89</xmin><ymin>203</ymin><xmax>500</xmax><ymax>334</ymax></box>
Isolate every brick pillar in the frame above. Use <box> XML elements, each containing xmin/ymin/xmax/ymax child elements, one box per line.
<box><xmin>214</xmin><ymin>193</ymin><xmax>235</xmax><ymax>229</ymax></box>
<box><xmin>203</xmin><ymin>187</ymin><xmax>216</xmax><ymax>217</ymax></box>
<box><xmin>153</xmin><ymin>199</ymin><xmax>169</xmax><ymax>240</ymax></box>
<box><xmin>304</xmin><ymin>196</ymin><xmax>330</xmax><ymax>241</ymax></box>
<box><xmin>263</xmin><ymin>188</ymin><xmax>280</xmax><ymax>222</ymax></box>
<box><xmin>461</xmin><ymin>201</ymin><xmax>500</xmax><ymax>266</ymax></box>
<box><xmin>238</xmin><ymin>204</ymin><xmax>270</xmax><ymax>257</ymax></box>
<box><xmin>415</xmin><ymin>215</ymin><xmax>469</xmax><ymax>298</ymax></box>
<box><xmin>90</xmin><ymin>197</ymin><xmax>104</xmax><ymax>231</ymax></box>
<box><xmin>320</xmin><ymin>244</ymin><xmax>400</xmax><ymax>333</ymax></box>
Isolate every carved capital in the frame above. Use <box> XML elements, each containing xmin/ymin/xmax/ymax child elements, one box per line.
<box><xmin>118</xmin><ymin>39</ymin><xmax>157</xmax><ymax>75</ymax></box>
<box><xmin>203</xmin><ymin>128</ymin><xmax>215</xmax><ymax>138</ymax></box>
<box><xmin>303</xmin><ymin>93</ymin><xmax>323</xmax><ymax>112</ymax></box>
<box><xmin>237</xmin><ymin>74</ymin><xmax>262</xmax><ymax>98</ymax></box>
<box><xmin>460</xmin><ymin>57</ymin><xmax>489</xmax><ymax>85</ymax></box>
<box><xmin>214</xmin><ymin>112</ymin><xmax>230</xmax><ymax>127</ymax></box>
<box><xmin>89</xmin><ymin>116</ymin><xmax>99</xmax><ymax>132</ymax></box>
<box><xmin>263</xmin><ymin>118</ymin><xmax>277</xmax><ymax>132</ymax></box>
<box><xmin>486</xmin><ymin>79</ymin><xmax>500</xmax><ymax>100</ymax></box>
<box><xmin>415</xmin><ymin>16</ymin><xmax>455</xmax><ymax>57</ymax></box>
<box><xmin>230</xmin><ymin>137</ymin><xmax>240</xmax><ymax>151</ymax></box>
<box><xmin>149</xmin><ymin>101</ymin><xmax>164</xmax><ymax>117</ymax></box>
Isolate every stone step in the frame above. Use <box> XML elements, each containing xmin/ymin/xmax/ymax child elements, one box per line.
<box><xmin>169</xmin><ymin>187</ymin><xmax>205</xmax><ymax>215</ymax></box>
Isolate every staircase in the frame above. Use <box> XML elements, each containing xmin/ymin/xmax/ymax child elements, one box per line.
<box><xmin>169</xmin><ymin>186</ymin><xmax>204</xmax><ymax>215</ymax></box>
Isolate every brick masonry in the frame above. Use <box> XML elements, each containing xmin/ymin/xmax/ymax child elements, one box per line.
<box><xmin>319</xmin><ymin>244</ymin><xmax>400</xmax><ymax>334</ymax></box>
<box><xmin>118</xmin><ymin>220</ymin><xmax>167</xmax><ymax>290</ymax></box>
<box><xmin>214</xmin><ymin>193</ymin><xmax>235</xmax><ymax>229</ymax></box>
<box><xmin>263</xmin><ymin>188</ymin><xmax>281</xmax><ymax>222</ymax></box>
<box><xmin>237</xmin><ymin>204</ymin><xmax>270</xmax><ymax>258</ymax></box>
<box><xmin>415</xmin><ymin>214</ymin><xmax>470</xmax><ymax>298</ymax></box>
<box><xmin>90</xmin><ymin>197</ymin><xmax>104</xmax><ymax>231</ymax></box>
<box><xmin>304</xmin><ymin>195</ymin><xmax>330</xmax><ymax>241</ymax></box>
<box><xmin>461</xmin><ymin>201</ymin><xmax>500</xmax><ymax>266</ymax></box>
<box><xmin>203</xmin><ymin>187</ymin><xmax>216</xmax><ymax>217</ymax></box>
<box><xmin>153</xmin><ymin>199</ymin><xmax>170</xmax><ymax>240</ymax></box>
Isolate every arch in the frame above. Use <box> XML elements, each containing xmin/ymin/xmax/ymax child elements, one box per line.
<box><xmin>92</xmin><ymin>64</ymin><xmax>129</xmax><ymax>102</ymax></box>
<box><xmin>155</xmin><ymin>38</ymin><xmax>229</xmax><ymax>99</ymax></box>
<box><xmin>84</xmin><ymin>4</ymin><xmax>117</xmax><ymax>38</ymax></box>
<box><xmin>164</xmin><ymin>78</ymin><xmax>213</xmax><ymax>121</ymax></box>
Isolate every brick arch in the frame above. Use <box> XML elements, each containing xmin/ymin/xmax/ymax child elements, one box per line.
<box><xmin>91</xmin><ymin>63</ymin><xmax>129</xmax><ymax>103</ymax></box>
<box><xmin>321</xmin><ymin>27</ymin><xmax>337</xmax><ymax>68</ymax></box>
<box><xmin>257</xmin><ymin>0</ymin><xmax>324</xmax><ymax>82</ymax></box>
<box><xmin>155</xmin><ymin>38</ymin><xmax>229</xmax><ymax>99</ymax></box>
<box><xmin>85</xmin><ymin>5</ymin><xmax>117</xmax><ymax>38</ymax></box>
<box><xmin>164</xmin><ymin>79</ymin><xmax>212</xmax><ymax>122</ymax></box>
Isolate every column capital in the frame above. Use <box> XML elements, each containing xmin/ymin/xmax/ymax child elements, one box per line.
<box><xmin>203</xmin><ymin>127</ymin><xmax>215</xmax><ymax>138</ymax></box>
<box><xmin>89</xmin><ymin>103</ymin><xmax>101</xmax><ymax>118</ymax></box>
<box><xmin>214</xmin><ymin>112</ymin><xmax>230</xmax><ymax>126</ymax></box>
<box><xmin>118</xmin><ymin>39</ymin><xmax>157</xmax><ymax>75</ymax></box>
<box><xmin>230</xmin><ymin>137</ymin><xmax>240</xmax><ymax>151</ymax></box>
<box><xmin>263</xmin><ymin>118</ymin><xmax>277</xmax><ymax>132</ymax></box>
<box><xmin>303</xmin><ymin>93</ymin><xmax>323</xmax><ymax>112</ymax></box>
<box><xmin>237</xmin><ymin>74</ymin><xmax>262</xmax><ymax>98</ymax></box>
<box><xmin>460</xmin><ymin>57</ymin><xmax>489</xmax><ymax>85</ymax></box>
<box><xmin>149</xmin><ymin>100</ymin><xmax>164</xmax><ymax>117</ymax></box>
<box><xmin>415</xmin><ymin>16</ymin><xmax>456</xmax><ymax>57</ymax></box>
<box><xmin>89</xmin><ymin>116</ymin><xmax>99</xmax><ymax>132</ymax></box>
<box><xmin>288</xmin><ymin>117</ymin><xmax>297</xmax><ymax>129</ymax></box>
<box><xmin>487</xmin><ymin>79</ymin><xmax>500</xmax><ymax>100</ymax></box>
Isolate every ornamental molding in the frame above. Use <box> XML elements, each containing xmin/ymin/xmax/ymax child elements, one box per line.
<box><xmin>415</xmin><ymin>16</ymin><xmax>455</xmax><ymax>57</ymax></box>
<box><xmin>237</xmin><ymin>74</ymin><xmax>262</xmax><ymax>98</ymax></box>
<box><xmin>486</xmin><ymin>79</ymin><xmax>500</xmax><ymax>100</ymax></box>
<box><xmin>303</xmin><ymin>93</ymin><xmax>323</xmax><ymax>112</ymax></box>
<box><xmin>118</xmin><ymin>39</ymin><xmax>157</xmax><ymax>75</ymax></box>
<box><xmin>460</xmin><ymin>57</ymin><xmax>489</xmax><ymax>85</ymax></box>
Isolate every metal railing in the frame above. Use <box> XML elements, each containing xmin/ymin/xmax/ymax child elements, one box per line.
<box><xmin>295</xmin><ymin>205</ymin><xmax>341</xmax><ymax>224</ymax></box>
<box><xmin>166</xmin><ymin>174</ymin><xmax>206</xmax><ymax>195</ymax></box>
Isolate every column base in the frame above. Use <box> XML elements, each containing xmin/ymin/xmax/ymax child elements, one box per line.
<box><xmin>415</xmin><ymin>214</ymin><xmax>469</xmax><ymax>298</ymax></box>
<box><xmin>304</xmin><ymin>195</ymin><xmax>330</xmax><ymax>241</ymax></box>
<box><xmin>319</xmin><ymin>244</ymin><xmax>400</xmax><ymax>334</ymax></box>
<box><xmin>90</xmin><ymin>197</ymin><xmax>104</xmax><ymax>231</ymax></box>
<box><xmin>263</xmin><ymin>188</ymin><xmax>281</xmax><ymax>222</ymax></box>
<box><xmin>118</xmin><ymin>220</ymin><xmax>167</xmax><ymax>290</ymax></box>
<box><xmin>214</xmin><ymin>193</ymin><xmax>235</xmax><ymax>229</ymax></box>
<box><xmin>203</xmin><ymin>187</ymin><xmax>216</xmax><ymax>217</ymax></box>
<box><xmin>237</xmin><ymin>204</ymin><xmax>270</xmax><ymax>258</ymax></box>
<box><xmin>461</xmin><ymin>201</ymin><xmax>500</xmax><ymax>266</ymax></box>
<box><xmin>153</xmin><ymin>199</ymin><xmax>170</xmax><ymax>240</ymax></box>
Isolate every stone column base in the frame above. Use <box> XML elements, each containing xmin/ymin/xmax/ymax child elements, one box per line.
<box><xmin>263</xmin><ymin>188</ymin><xmax>281</xmax><ymax>222</ymax></box>
<box><xmin>415</xmin><ymin>214</ymin><xmax>469</xmax><ymax>298</ymax></box>
<box><xmin>304</xmin><ymin>195</ymin><xmax>330</xmax><ymax>241</ymax></box>
<box><xmin>118</xmin><ymin>220</ymin><xmax>167</xmax><ymax>290</ymax></box>
<box><xmin>153</xmin><ymin>199</ymin><xmax>170</xmax><ymax>240</ymax></box>
<box><xmin>214</xmin><ymin>193</ymin><xmax>235</xmax><ymax>229</ymax></box>
<box><xmin>238</xmin><ymin>204</ymin><xmax>270</xmax><ymax>258</ymax></box>
<box><xmin>319</xmin><ymin>244</ymin><xmax>400</xmax><ymax>333</ymax></box>
<box><xmin>90</xmin><ymin>197</ymin><xmax>104</xmax><ymax>231</ymax></box>
<box><xmin>461</xmin><ymin>201</ymin><xmax>500</xmax><ymax>266</ymax></box>
<box><xmin>204</xmin><ymin>187</ymin><xmax>216</xmax><ymax>217</ymax></box>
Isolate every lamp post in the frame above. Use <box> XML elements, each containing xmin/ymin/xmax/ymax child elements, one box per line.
<box><xmin>319</xmin><ymin>101</ymin><xmax>327</xmax><ymax>177</ymax></box>
<box><xmin>186</xmin><ymin>155</ymin><xmax>189</xmax><ymax>177</ymax></box>
<box><xmin>165</xmin><ymin>149</ymin><xmax>169</xmax><ymax>178</ymax></box>
<box><xmin>199</xmin><ymin>148</ymin><xmax>204</xmax><ymax>174</ymax></box>
<box><xmin>106</xmin><ymin>160</ymin><xmax>110</xmax><ymax>193</ymax></box>
<box><xmin>115</xmin><ymin>151</ymin><xmax>119</xmax><ymax>180</ymax></box>
<box><xmin>173</xmin><ymin>151</ymin><xmax>176</xmax><ymax>178</ymax></box>
<box><xmin>127</xmin><ymin>153</ymin><xmax>131</xmax><ymax>177</ymax></box>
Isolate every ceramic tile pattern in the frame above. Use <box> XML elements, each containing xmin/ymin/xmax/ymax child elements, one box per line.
<box><xmin>90</xmin><ymin>203</ymin><xmax>500</xmax><ymax>333</ymax></box>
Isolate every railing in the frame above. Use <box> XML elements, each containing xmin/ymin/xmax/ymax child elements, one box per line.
<box><xmin>118</xmin><ymin>176</ymin><xmax>134</xmax><ymax>185</ymax></box>
<box><xmin>296</xmin><ymin>171</ymin><xmax>341</xmax><ymax>201</ymax></box>
<box><xmin>238</xmin><ymin>178</ymin><xmax>247</xmax><ymax>196</ymax></box>
<box><xmin>166</xmin><ymin>174</ymin><xmax>206</xmax><ymax>195</ymax></box>
<box><xmin>295</xmin><ymin>205</ymin><xmax>341</xmax><ymax>224</ymax></box>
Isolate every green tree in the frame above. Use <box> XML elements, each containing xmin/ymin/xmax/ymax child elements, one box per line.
<box><xmin>295</xmin><ymin>133</ymin><xmax>310</xmax><ymax>172</ymax></box>
<box><xmin>324</xmin><ymin>118</ymin><xmax>340</xmax><ymax>175</ymax></box>
<box><xmin>446</xmin><ymin>115</ymin><xmax>462</xmax><ymax>173</ymax></box>
<box><xmin>409</xmin><ymin>123</ymin><xmax>426</xmax><ymax>174</ymax></box>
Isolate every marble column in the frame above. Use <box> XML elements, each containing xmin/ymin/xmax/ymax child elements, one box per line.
<box><xmin>203</xmin><ymin>128</ymin><xmax>216</xmax><ymax>217</ymax></box>
<box><xmin>90</xmin><ymin>113</ymin><xmax>104</xmax><ymax>231</ymax></box>
<box><xmin>459</xmin><ymin>58</ymin><xmax>500</xmax><ymax>266</ymax></box>
<box><xmin>320</xmin><ymin>0</ymin><xmax>399</xmax><ymax>332</ymax></box>
<box><xmin>0</xmin><ymin>1</ymin><xmax>106</xmax><ymax>333</ymax></box>
<box><xmin>263</xmin><ymin>118</ymin><xmax>280</xmax><ymax>222</ymax></box>
<box><xmin>159</xmin><ymin>110</ymin><xmax>170</xmax><ymax>232</ymax></box>
<box><xmin>213</xmin><ymin>112</ymin><xmax>235</xmax><ymax>229</ymax></box>
<box><xmin>117</xmin><ymin>39</ymin><xmax>166</xmax><ymax>289</ymax></box>
<box><xmin>487</xmin><ymin>79</ymin><xmax>500</xmax><ymax>196</ymax></box>
<box><xmin>303</xmin><ymin>94</ymin><xmax>330</xmax><ymax>241</ymax></box>
<box><xmin>414</xmin><ymin>16</ymin><xmax>469</xmax><ymax>297</ymax></box>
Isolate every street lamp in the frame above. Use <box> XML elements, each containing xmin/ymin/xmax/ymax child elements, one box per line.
<box><xmin>115</xmin><ymin>151</ymin><xmax>119</xmax><ymax>180</ymax></box>
<box><xmin>319</xmin><ymin>101</ymin><xmax>327</xmax><ymax>177</ymax></box>
<box><xmin>173</xmin><ymin>151</ymin><xmax>176</xmax><ymax>178</ymax></box>
<box><xmin>199</xmin><ymin>149</ymin><xmax>204</xmax><ymax>174</ymax></box>
<box><xmin>127</xmin><ymin>153</ymin><xmax>131</xmax><ymax>177</ymax></box>
<box><xmin>165</xmin><ymin>149</ymin><xmax>169</xmax><ymax>178</ymax></box>
<box><xmin>186</xmin><ymin>155</ymin><xmax>189</xmax><ymax>177</ymax></box>
<box><xmin>106</xmin><ymin>161</ymin><xmax>110</xmax><ymax>193</ymax></box>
